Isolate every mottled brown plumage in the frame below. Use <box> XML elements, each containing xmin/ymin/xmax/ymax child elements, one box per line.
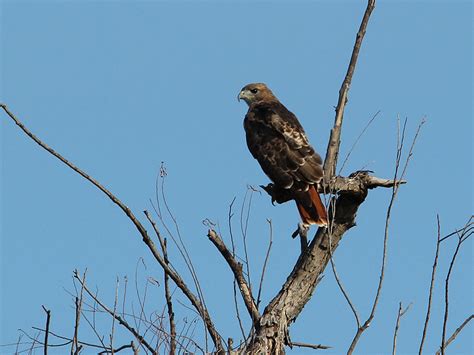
<box><xmin>239</xmin><ymin>83</ymin><xmax>328</xmax><ymax>226</ymax></box>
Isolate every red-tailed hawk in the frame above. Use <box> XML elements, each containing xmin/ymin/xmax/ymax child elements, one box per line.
<box><xmin>238</xmin><ymin>83</ymin><xmax>328</xmax><ymax>227</ymax></box>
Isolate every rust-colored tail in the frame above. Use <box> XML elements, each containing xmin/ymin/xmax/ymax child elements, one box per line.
<box><xmin>295</xmin><ymin>185</ymin><xmax>328</xmax><ymax>226</ymax></box>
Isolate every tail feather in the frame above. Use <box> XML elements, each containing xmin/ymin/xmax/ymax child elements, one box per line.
<box><xmin>295</xmin><ymin>185</ymin><xmax>328</xmax><ymax>226</ymax></box>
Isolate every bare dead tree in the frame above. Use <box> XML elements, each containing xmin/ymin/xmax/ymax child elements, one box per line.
<box><xmin>2</xmin><ymin>0</ymin><xmax>472</xmax><ymax>353</ymax></box>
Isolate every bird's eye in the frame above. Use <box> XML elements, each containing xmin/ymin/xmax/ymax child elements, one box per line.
<box><xmin>250</xmin><ymin>88</ymin><xmax>258</xmax><ymax>94</ymax></box>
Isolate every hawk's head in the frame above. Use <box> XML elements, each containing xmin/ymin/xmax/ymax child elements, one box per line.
<box><xmin>238</xmin><ymin>83</ymin><xmax>277</xmax><ymax>106</ymax></box>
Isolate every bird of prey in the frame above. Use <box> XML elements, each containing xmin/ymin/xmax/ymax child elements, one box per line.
<box><xmin>238</xmin><ymin>83</ymin><xmax>328</xmax><ymax>229</ymax></box>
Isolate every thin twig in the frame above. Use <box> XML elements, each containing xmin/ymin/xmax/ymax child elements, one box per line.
<box><xmin>326</xmin><ymin>191</ymin><xmax>361</xmax><ymax>329</ymax></box>
<box><xmin>227</xmin><ymin>198</ymin><xmax>247</xmax><ymax>342</ymax></box>
<box><xmin>327</xmin><ymin>200</ymin><xmax>360</xmax><ymax>329</ymax></box>
<box><xmin>72</xmin><ymin>269</ymin><xmax>86</xmax><ymax>355</ymax></box>
<box><xmin>256</xmin><ymin>219</ymin><xmax>273</xmax><ymax>309</ymax></box>
<box><xmin>338</xmin><ymin>110</ymin><xmax>381</xmax><ymax>175</ymax></box>
<box><xmin>240</xmin><ymin>188</ymin><xmax>253</xmax><ymax>294</ymax></box>
<box><xmin>28</xmin><ymin>330</ymin><xmax>40</xmax><ymax>355</ymax></box>
<box><xmin>0</xmin><ymin>104</ymin><xmax>224</xmax><ymax>352</ymax></box>
<box><xmin>109</xmin><ymin>277</ymin><xmax>120</xmax><ymax>355</ymax></box>
<box><xmin>122</xmin><ymin>276</ymin><xmax>128</xmax><ymax>320</ymax></box>
<box><xmin>133</xmin><ymin>258</ymin><xmax>147</xmax><ymax>333</ymax></box>
<box><xmin>163</xmin><ymin>239</ymin><xmax>176</xmax><ymax>355</ymax></box>
<box><xmin>41</xmin><ymin>306</ymin><xmax>51</xmax><ymax>355</ymax></box>
<box><xmin>15</xmin><ymin>334</ymin><xmax>23</xmax><ymax>355</ymax></box>
<box><xmin>233</xmin><ymin>279</ymin><xmax>247</xmax><ymax>345</ymax></box>
<box><xmin>79</xmin><ymin>307</ymin><xmax>107</xmax><ymax>350</ymax></box>
<box><xmin>418</xmin><ymin>214</ymin><xmax>441</xmax><ymax>354</ymax></box>
<box><xmin>392</xmin><ymin>302</ymin><xmax>412</xmax><ymax>355</ymax></box>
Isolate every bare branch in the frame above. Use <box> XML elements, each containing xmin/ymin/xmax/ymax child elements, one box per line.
<box><xmin>392</xmin><ymin>302</ymin><xmax>412</xmax><ymax>355</ymax></box>
<box><xmin>40</xmin><ymin>306</ymin><xmax>51</xmax><ymax>355</ymax></box>
<box><xmin>207</xmin><ymin>229</ymin><xmax>260</xmax><ymax>324</ymax></box>
<box><xmin>256</xmin><ymin>219</ymin><xmax>273</xmax><ymax>309</ymax></box>
<box><xmin>435</xmin><ymin>315</ymin><xmax>473</xmax><ymax>355</ymax></box>
<box><xmin>323</xmin><ymin>0</ymin><xmax>376</xmax><ymax>181</ymax></box>
<box><xmin>109</xmin><ymin>277</ymin><xmax>120</xmax><ymax>354</ymax></box>
<box><xmin>338</xmin><ymin>110</ymin><xmax>381</xmax><ymax>175</ymax></box>
<box><xmin>1</xmin><ymin>104</ymin><xmax>224</xmax><ymax>353</ymax></box>
<box><xmin>15</xmin><ymin>334</ymin><xmax>23</xmax><ymax>355</ymax></box>
<box><xmin>71</xmin><ymin>269</ymin><xmax>86</xmax><ymax>355</ymax></box>
<box><xmin>240</xmin><ymin>187</ymin><xmax>254</xmax><ymax>294</ymax></box>
<box><xmin>227</xmin><ymin>198</ymin><xmax>248</xmax><ymax>343</ymax></box>
<box><xmin>327</xmin><ymin>203</ymin><xmax>360</xmax><ymax>329</ymax></box>
<box><xmin>419</xmin><ymin>214</ymin><xmax>441</xmax><ymax>354</ymax></box>
<box><xmin>163</xmin><ymin>239</ymin><xmax>176</xmax><ymax>355</ymax></box>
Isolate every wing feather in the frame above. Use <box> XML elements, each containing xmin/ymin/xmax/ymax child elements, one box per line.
<box><xmin>244</xmin><ymin>101</ymin><xmax>323</xmax><ymax>191</ymax></box>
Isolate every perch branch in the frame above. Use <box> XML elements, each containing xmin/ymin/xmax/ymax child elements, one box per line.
<box><xmin>1</xmin><ymin>104</ymin><xmax>224</xmax><ymax>353</ymax></box>
<box><xmin>290</xmin><ymin>341</ymin><xmax>331</xmax><ymax>350</ymax></box>
<box><xmin>207</xmin><ymin>229</ymin><xmax>260</xmax><ymax>324</ymax></box>
<box><xmin>262</xmin><ymin>173</ymin><xmax>405</xmax><ymax>205</ymax></box>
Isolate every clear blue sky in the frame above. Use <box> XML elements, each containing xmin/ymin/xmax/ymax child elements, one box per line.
<box><xmin>1</xmin><ymin>0</ymin><xmax>472</xmax><ymax>354</ymax></box>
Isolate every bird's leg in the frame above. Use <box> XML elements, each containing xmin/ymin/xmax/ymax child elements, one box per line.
<box><xmin>292</xmin><ymin>222</ymin><xmax>310</xmax><ymax>238</ymax></box>
<box><xmin>292</xmin><ymin>222</ymin><xmax>310</xmax><ymax>253</ymax></box>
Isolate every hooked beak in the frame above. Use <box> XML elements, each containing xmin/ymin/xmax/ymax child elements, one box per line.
<box><xmin>238</xmin><ymin>90</ymin><xmax>247</xmax><ymax>102</ymax></box>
